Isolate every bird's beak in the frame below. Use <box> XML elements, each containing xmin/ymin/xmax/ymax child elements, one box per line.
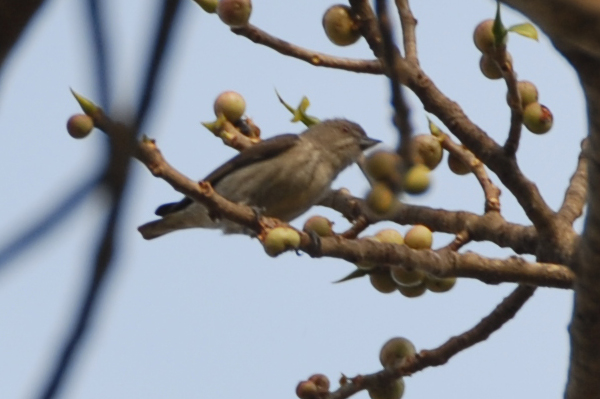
<box><xmin>359</xmin><ymin>136</ymin><xmax>381</xmax><ymax>150</ymax></box>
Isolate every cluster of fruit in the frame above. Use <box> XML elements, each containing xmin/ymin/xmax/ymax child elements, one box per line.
<box><xmin>295</xmin><ymin>337</ymin><xmax>415</xmax><ymax>399</ymax></box>
<box><xmin>363</xmin><ymin>133</ymin><xmax>448</xmax><ymax>214</ymax></box>
<box><xmin>474</xmin><ymin>19</ymin><xmax>553</xmax><ymax>134</ymax></box>
<box><xmin>194</xmin><ymin>0</ymin><xmax>252</xmax><ymax>28</ymax></box>
<box><xmin>359</xmin><ymin>226</ymin><xmax>456</xmax><ymax>298</ymax></box>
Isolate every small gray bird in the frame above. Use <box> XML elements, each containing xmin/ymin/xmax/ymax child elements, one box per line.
<box><xmin>138</xmin><ymin>119</ymin><xmax>379</xmax><ymax>239</ymax></box>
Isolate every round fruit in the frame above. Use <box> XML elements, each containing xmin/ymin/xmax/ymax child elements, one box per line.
<box><xmin>398</xmin><ymin>281</ymin><xmax>427</xmax><ymax>298</ymax></box>
<box><xmin>217</xmin><ymin>0</ymin><xmax>252</xmax><ymax>27</ymax></box>
<box><xmin>303</xmin><ymin>216</ymin><xmax>333</xmax><ymax>237</ymax></box>
<box><xmin>411</xmin><ymin>134</ymin><xmax>443</xmax><ymax>170</ymax></box>
<box><xmin>375</xmin><ymin>229</ymin><xmax>404</xmax><ymax>245</ymax></box>
<box><xmin>365</xmin><ymin>151</ymin><xmax>400</xmax><ymax>182</ymax></box>
<box><xmin>214</xmin><ymin>91</ymin><xmax>246</xmax><ymax>122</ymax></box>
<box><xmin>366</xmin><ymin>183</ymin><xmax>396</xmax><ymax>214</ymax></box>
<box><xmin>194</xmin><ymin>0</ymin><xmax>218</xmax><ymax>13</ymax></box>
<box><xmin>425</xmin><ymin>275</ymin><xmax>457</xmax><ymax>293</ymax></box>
<box><xmin>379</xmin><ymin>337</ymin><xmax>416</xmax><ymax>368</ymax></box>
<box><xmin>479</xmin><ymin>52</ymin><xmax>513</xmax><ymax>80</ymax></box>
<box><xmin>263</xmin><ymin>227</ymin><xmax>301</xmax><ymax>257</ymax></box>
<box><xmin>390</xmin><ymin>267</ymin><xmax>425</xmax><ymax>287</ymax></box>
<box><xmin>368</xmin><ymin>378</ymin><xmax>405</xmax><ymax>399</ymax></box>
<box><xmin>447</xmin><ymin>153</ymin><xmax>470</xmax><ymax>175</ymax></box>
<box><xmin>370</xmin><ymin>271</ymin><xmax>397</xmax><ymax>294</ymax></box>
<box><xmin>473</xmin><ymin>19</ymin><xmax>500</xmax><ymax>53</ymax></box>
<box><xmin>523</xmin><ymin>102</ymin><xmax>553</xmax><ymax>134</ymax></box>
<box><xmin>404</xmin><ymin>164</ymin><xmax>431</xmax><ymax>195</ymax></box>
<box><xmin>308</xmin><ymin>374</ymin><xmax>330</xmax><ymax>393</ymax></box>
<box><xmin>404</xmin><ymin>225</ymin><xmax>432</xmax><ymax>250</ymax></box>
<box><xmin>296</xmin><ymin>380</ymin><xmax>318</xmax><ymax>399</ymax></box>
<box><xmin>515</xmin><ymin>80</ymin><xmax>538</xmax><ymax>108</ymax></box>
<box><xmin>66</xmin><ymin>114</ymin><xmax>94</xmax><ymax>139</ymax></box>
<box><xmin>322</xmin><ymin>5</ymin><xmax>361</xmax><ymax>46</ymax></box>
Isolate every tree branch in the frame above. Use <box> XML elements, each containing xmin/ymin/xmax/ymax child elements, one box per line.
<box><xmin>230</xmin><ymin>24</ymin><xmax>383</xmax><ymax>74</ymax></box>
<box><xmin>558</xmin><ymin>139</ymin><xmax>588</xmax><ymax>224</ymax></box>
<box><xmin>394</xmin><ymin>0</ymin><xmax>418</xmax><ymax>62</ymax></box>
<box><xmin>327</xmin><ymin>284</ymin><xmax>536</xmax><ymax>399</ymax></box>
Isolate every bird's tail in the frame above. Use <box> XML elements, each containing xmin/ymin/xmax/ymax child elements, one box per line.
<box><xmin>138</xmin><ymin>204</ymin><xmax>220</xmax><ymax>240</ymax></box>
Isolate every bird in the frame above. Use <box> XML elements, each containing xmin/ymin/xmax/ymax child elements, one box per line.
<box><xmin>138</xmin><ymin>119</ymin><xmax>380</xmax><ymax>239</ymax></box>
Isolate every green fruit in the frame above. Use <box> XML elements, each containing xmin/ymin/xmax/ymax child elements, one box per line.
<box><xmin>404</xmin><ymin>225</ymin><xmax>432</xmax><ymax>250</ymax></box>
<box><xmin>515</xmin><ymin>80</ymin><xmax>538</xmax><ymax>108</ymax></box>
<box><xmin>214</xmin><ymin>91</ymin><xmax>246</xmax><ymax>122</ymax></box>
<box><xmin>66</xmin><ymin>114</ymin><xmax>94</xmax><ymax>139</ymax></box>
<box><xmin>447</xmin><ymin>153</ymin><xmax>470</xmax><ymax>175</ymax></box>
<box><xmin>398</xmin><ymin>281</ymin><xmax>427</xmax><ymax>298</ymax></box>
<box><xmin>193</xmin><ymin>0</ymin><xmax>218</xmax><ymax>13</ymax></box>
<box><xmin>365</xmin><ymin>151</ymin><xmax>400</xmax><ymax>182</ymax></box>
<box><xmin>366</xmin><ymin>183</ymin><xmax>396</xmax><ymax>214</ymax></box>
<box><xmin>368</xmin><ymin>378</ymin><xmax>405</xmax><ymax>399</ymax></box>
<box><xmin>322</xmin><ymin>5</ymin><xmax>361</xmax><ymax>46</ymax></box>
<box><xmin>296</xmin><ymin>380</ymin><xmax>319</xmax><ymax>399</ymax></box>
<box><xmin>217</xmin><ymin>0</ymin><xmax>252</xmax><ymax>27</ymax></box>
<box><xmin>375</xmin><ymin>229</ymin><xmax>404</xmax><ymax>245</ymax></box>
<box><xmin>523</xmin><ymin>102</ymin><xmax>553</xmax><ymax>134</ymax></box>
<box><xmin>404</xmin><ymin>164</ymin><xmax>430</xmax><ymax>195</ymax></box>
<box><xmin>308</xmin><ymin>374</ymin><xmax>330</xmax><ymax>393</ymax></box>
<box><xmin>390</xmin><ymin>267</ymin><xmax>425</xmax><ymax>287</ymax></box>
<box><xmin>425</xmin><ymin>275</ymin><xmax>457</xmax><ymax>293</ymax></box>
<box><xmin>263</xmin><ymin>227</ymin><xmax>301</xmax><ymax>257</ymax></box>
<box><xmin>379</xmin><ymin>337</ymin><xmax>416</xmax><ymax>369</ymax></box>
<box><xmin>473</xmin><ymin>19</ymin><xmax>505</xmax><ymax>54</ymax></box>
<box><xmin>369</xmin><ymin>271</ymin><xmax>397</xmax><ymax>294</ymax></box>
<box><xmin>411</xmin><ymin>134</ymin><xmax>443</xmax><ymax>170</ymax></box>
<box><xmin>303</xmin><ymin>216</ymin><xmax>333</xmax><ymax>237</ymax></box>
<box><xmin>479</xmin><ymin>52</ymin><xmax>513</xmax><ymax>80</ymax></box>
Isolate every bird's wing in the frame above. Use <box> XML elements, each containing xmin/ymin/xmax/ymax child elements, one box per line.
<box><xmin>154</xmin><ymin>134</ymin><xmax>301</xmax><ymax>216</ymax></box>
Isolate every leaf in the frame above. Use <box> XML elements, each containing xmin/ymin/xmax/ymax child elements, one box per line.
<box><xmin>333</xmin><ymin>268</ymin><xmax>368</xmax><ymax>283</ymax></box>
<box><xmin>492</xmin><ymin>1</ymin><xmax>507</xmax><ymax>46</ymax></box>
<box><xmin>426</xmin><ymin>116</ymin><xmax>442</xmax><ymax>137</ymax></box>
<box><xmin>508</xmin><ymin>23</ymin><xmax>539</xmax><ymax>41</ymax></box>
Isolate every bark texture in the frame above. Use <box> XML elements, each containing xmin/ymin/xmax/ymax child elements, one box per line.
<box><xmin>501</xmin><ymin>1</ymin><xmax>600</xmax><ymax>398</ymax></box>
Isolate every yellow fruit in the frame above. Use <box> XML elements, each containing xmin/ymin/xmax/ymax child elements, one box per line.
<box><xmin>369</xmin><ymin>271</ymin><xmax>397</xmax><ymax>294</ymax></box>
<box><xmin>390</xmin><ymin>267</ymin><xmax>425</xmax><ymax>287</ymax></box>
<box><xmin>411</xmin><ymin>134</ymin><xmax>443</xmax><ymax>170</ymax></box>
<box><xmin>479</xmin><ymin>52</ymin><xmax>512</xmax><ymax>80</ymax></box>
<box><xmin>447</xmin><ymin>153</ymin><xmax>470</xmax><ymax>175</ymax></box>
<box><xmin>473</xmin><ymin>19</ymin><xmax>503</xmax><ymax>54</ymax></box>
<box><xmin>398</xmin><ymin>281</ymin><xmax>427</xmax><ymax>298</ymax></box>
<box><xmin>365</xmin><ymin>151</ymin><xmax>400</xmax><ymax>182</ymax></box>
<box><xmin>214</xmin><ymin>91</ymin><xmax>246</xmax><ymax>122</ymax></box>
<box><xmin>404</xmin><ymin>225</ymin><xmax>432</xmax><ymax>250</ymax></box>
<box><xmin>523</xmin><ymin>102</ymin><xmax>553</xmax><ymax>134</ymax></box>
<box><xmin>263</xmin><ymin>227</ymin><xmax>301</xmax><ymax>257</ymax></box>
<box><xmin>303</xmin><ymin>216</ymin><xmax>333</xmax><ymax>237</ymax></box>
<box><xmin>368</xmin><ymin>378</ymin><xmax>405</xmax><ymax>399</ymax></box>
<box><xmin>66</xmin><ymin>114</ymin><xmax>94</xmax><ymax>139</ymax></box>
<box><xmin>404</xmin><ymin>164</ymin><xmax>430</xmax><ymax>195</ymax></box>
<box><xmin>322</xmin><ymin>5</ymin><xmax>361</xmax><ymax>46</ymax></box>
<box><xmin>379</xmin><ymin>337</ymin><xmax>416</xmax><ymax>369</ymax></box>
<box><xmin>425</xmin><ymin>275</ymin><xmax>457</xmax><ymax>293</ymax></box>
<box><xmin>375</xmin><ymin>229</ymin><xmax>404</xmax><ymax>245</ymax></box>
<box><xmin>366</xmin><ymin>183</ymin><xmax>396</xmax><ymax>214</ymax></box>
<box><xmin>217</xmin><ymin>0</ymin><xmax>252</xmax><ymax>27</ymax></box>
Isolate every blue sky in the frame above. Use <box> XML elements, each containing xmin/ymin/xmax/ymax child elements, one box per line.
<box><xmin>0</xmin><ymin>0</ymin><xmax>583</xmax><ymax>398</ymax></box>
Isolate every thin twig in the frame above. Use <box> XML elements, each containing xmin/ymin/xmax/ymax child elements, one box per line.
<box><xmin>440</xmin><ymin>133</ymin><xmax>501</xmax><ymax>213</ymax></box>
<box><xmin>327</xmin><ymin>285</ymin><xmax>536</xmax><ymax>399</ymax></box>
<box><xmin>496</xmin><ymin>46</ymin><xmax>523</xmax><ymax>157</ymax></box>
<box><xmin>319</xmin><ymin>189</ymin><xmax>536</xmax><ymax>255</ymax></box>
<box><xmin>558</xmin><ymin>138</ymin><xmax>588</xmax><ymax>224</ymax></box>
<box><xmin>231</xmin><ymin>24</ymin><xmax>383</xmax><ymax>74</ymax></box>
<box><xmin>349</xmin><ymin>0</ymin><xmax>384</xmax><ymax>58</ymax></box>
<box><xmin>394</xmin><ymin>0</ymin><xmax>418</xmax><ymax>62</ymax></box>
